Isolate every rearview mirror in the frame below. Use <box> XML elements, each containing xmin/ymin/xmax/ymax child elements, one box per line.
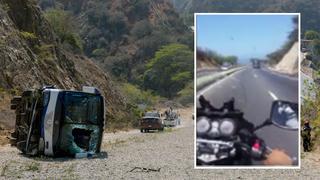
<box><xmin>270</xmin><ymin>100</ymin><xmax>298</xmax><ymax>130</ymax></box>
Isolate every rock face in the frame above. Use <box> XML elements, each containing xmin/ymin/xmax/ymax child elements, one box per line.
<box><xmin>0</xmin><ymin>0</ymin><xmax>130</xmax><ymax>128</ymax></box>
<box><xmin>274</xmin><ymin>42</ymin><xmax>299</xmax><ymax>75</ymax></box>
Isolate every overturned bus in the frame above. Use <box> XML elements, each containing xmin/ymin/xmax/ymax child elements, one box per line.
<box><xmin>10</xmin><ymin>86</ymin><xmax>105</xmax><ymax>157</ymax></box>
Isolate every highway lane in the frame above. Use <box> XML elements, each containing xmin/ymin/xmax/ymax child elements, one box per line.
<box><xmin>196</xmin><ymin>65</ymin><xmax>299</xmax><ymax>164</ymax></box>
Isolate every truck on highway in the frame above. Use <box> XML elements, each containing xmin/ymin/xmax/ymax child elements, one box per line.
<box><xmin>10</xmin><ymin>86</ymin><xmax>105</xmax><ymax>157</ymax></box>
<box><xmin>252</xmin><ymin>59</ymin><xmax>261</xmax><ymax>69</ymax></box>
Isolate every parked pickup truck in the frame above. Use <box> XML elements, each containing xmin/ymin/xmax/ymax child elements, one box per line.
<box><xmin>140</xmin><ymin>111</ymin><xmax>164</xmax><ymax>133</ymax></box>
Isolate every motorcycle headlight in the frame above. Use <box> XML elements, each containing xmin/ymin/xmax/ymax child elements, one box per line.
<box><xmin>197</xmin><ymin>116</ymin><xmax>210</xmax><ymax>134</ymax></box>
<box><xmin>219</xmin><ymin>118</ymin><xmax>236</xmax><ymax>137</ymax></box>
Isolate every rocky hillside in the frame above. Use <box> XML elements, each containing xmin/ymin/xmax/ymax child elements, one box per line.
<box><xmin>38</xmin><ymin>0</ymin><xmax>192</xmax><ymax>86</ymax></box>
<box><xmin>196</xmin><ymin>48</ymin><xmax>218</xmax><ymax>69</ymax></box>
<box><xmin>0</xmin><ymin>0</ymin><xmax>131</xmax><ymax>129</ymax></box>
<box><xmin>171</xmin><ymin>0</ymin><xmax>320</xmax><ymax>33</ymax></box>
<box><xmin>273</xmin><ymin>42</ymin><xmax>299</xmax><ymax>75</ymax></box>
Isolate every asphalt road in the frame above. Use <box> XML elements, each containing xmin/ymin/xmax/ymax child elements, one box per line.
<box><xmin>197</xmin><ymin>65</ymin><xmax>299</xmax><ymax>164</ymax></box>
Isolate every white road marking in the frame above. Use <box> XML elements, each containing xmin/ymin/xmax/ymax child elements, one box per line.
<box><xmin>253</xmin><ymin>74</ymin><xmax>258</xmax><ymax>78</ymax></box>
<box><xmin>268</xmin><ymin>91</ymin><xmax>278</xmax><ymax>100</ymax></box>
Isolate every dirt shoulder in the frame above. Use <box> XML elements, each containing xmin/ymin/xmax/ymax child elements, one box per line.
<box><xmin>0</xmin><ymin>127</ymin><xmax>10</xmax><ymax>146</ymax></box>
<box><xmin>0</xmin><ymin>92</ymin><xmax>15</xmax><ymax>146</ymax></box>
<box><xmin>0</xmin><ymin>106</ymin><xmax>194</xmax><ymax>179</ymax></box>
<box><xmin>1</xmin><ymin>106</ymin><xmax>318</xmax><ymax>179</ymax></box>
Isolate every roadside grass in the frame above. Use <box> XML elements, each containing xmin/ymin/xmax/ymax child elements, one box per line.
<box><xmin>103</xmin><ymin>139</ymin><xmax>128</xmax><ymax>149</ymax></box>
<box><xmin>25</xmin><ymin>162</ymin><xmax>40</xmax><ymax>172</ymax></box>
<box><xmin>162</xmin><ymin>127</ymin><xmax>178</xmax><ymax>133</ymax></box>
<box><xmin>0</xmin><ymin>163</ymin><xmax>8</xmax><ymax>176</ymax></box>
<box><xmin>0</xmin><ymin>160</ymin><xmax>22</xmax><ymax>178</ymax></box>
<box><xmin>103</xmin><ymin>133</ymin><xmax>161</xmax><ymax>149</ymax></box>
<box><xmin>61</xmin><ymin>163</ymin><xmax>77</xmax><ymax>179</ymax></box>
<box><xmin>132</xmin><ymin>136</ymin><xmax>145</xmax><ymax>143</ymax></box>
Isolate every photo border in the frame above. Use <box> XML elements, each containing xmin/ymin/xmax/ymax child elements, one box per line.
<box><xmin>193</xmin><ymin>12</ymin><xmax>301</xmax><ymax>169</ymax></box>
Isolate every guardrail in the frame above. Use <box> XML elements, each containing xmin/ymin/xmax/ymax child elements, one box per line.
<box><xmin>197</xmin><ymin>67</ymin><xmax>244</xmax><ymax>90</ymax></box>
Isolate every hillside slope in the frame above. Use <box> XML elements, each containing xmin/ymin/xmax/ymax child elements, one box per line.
<box><xmin>196</xmin><ymin>49</ymin><xmax>218</xmax><ymax>69</ymax></box>
<box><xmin>38</xmin><ymin>0</ymin><xmax>192</xmax><ymax>84</ymax></box>
<box><xmin>0</xmin><ymin>0</ymin><xmax>131</xmax><ymax>129</ymax></box>
<box><xmin>171</xmin><ymin>0</ymin><xmax>320</xmax><ymax>32</ymax></box>
<box><xmin>274</xmin><ymin>42</ymin><xmax>299</xmax><ymax>75</ymax></box>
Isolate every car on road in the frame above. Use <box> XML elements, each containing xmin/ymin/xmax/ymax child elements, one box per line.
<box><xmin>140</xmin><ymin>111</ymin><xmax>164</xmax><ymax>133</ymax></box>
<box><xmin>220</xmin><ymin>62</ymin><xmax>232</xmax><ymax>71</ymax></box>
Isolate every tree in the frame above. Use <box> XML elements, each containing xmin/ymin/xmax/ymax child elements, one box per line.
<box><xmin>143</xmin><ymin>43</ymin><xmax>193</xmax><ymax>98</ymax></box>
<box><xmin>130</xmin><ymin>20</ymin><xmax>152</xmax><ymax>39</ymax></box>
<box><xmin>225</xmin><ymin>56</ymin><xmax>238</xmax><ymax>65</ymax></box>
<box><xmin>313</xmin><ymin>39</ymin><xmax>320</xmax><ymax>56</ymax></box>
<box><xmin>305</xmin><ymin>30</ymin><xmax>320</xmax><ymax>40</ymax></box>
<box><xmin>44</xmin><ymin>9</ymin><xmax>82</xmax><ymax>51</ymax></box>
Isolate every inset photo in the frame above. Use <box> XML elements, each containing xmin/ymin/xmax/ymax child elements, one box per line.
<box><xmin>195</xmin><ymin>13</ymin><xmax>300</xmax><ymax>168</ymax></box>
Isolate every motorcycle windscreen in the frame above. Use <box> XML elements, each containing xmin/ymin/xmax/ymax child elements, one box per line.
<box><xmin>58</xmin><ymin>92</ymin><xmax>104</xmax><ymax>155</ymax></box>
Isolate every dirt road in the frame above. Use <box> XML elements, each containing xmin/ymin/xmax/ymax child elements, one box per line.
<box><xmin>0</xmin><ymin>107</ymin><xmax>318</xmax><ymax>179</ymax></box>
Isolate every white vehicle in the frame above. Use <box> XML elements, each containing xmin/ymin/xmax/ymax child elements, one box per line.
<box><xmin>220</xmin><ymin>62</ymin><xmax>231</xmax><ymax>71</ymax></box>
<box><xmin>163</xmin><ymin>109</ymin><xmax>180</xmax><ymax>127</ymax></box>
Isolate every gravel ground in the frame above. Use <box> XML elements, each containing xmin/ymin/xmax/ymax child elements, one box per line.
<box><xmin>0</xmin><ymin>107</ymin><xmax>318</xmax><ymax>179</ymax></box>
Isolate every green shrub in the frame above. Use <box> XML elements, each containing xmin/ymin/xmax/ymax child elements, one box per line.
<box><xmin>44</xmin><ymin>9</ymin><xmax>83</xmax><ymax>52</ymax></box>
<box><xmin>143</xmin><ymin>43</ymin><xmax>193</xmax><ymax>98</ymax></box>
<box><xmin>19</xmin><ymin>31</ymin><xmax>37</xmax><ymax>40</ymax></box>
<box><xmin>176</xmin><ymin>81</ymin><xmax>194</xmax><ymax>106</ymax></box>
<box><xmin>301</xmin><ymin>79</ymin><xmax>320</xmax><ymax>148</ymax></box>
<box><xmin>34</xmin><ymin>44</ymin><xmax>54</xmax><ymax>59</ymax></box>
<box><xmin>19</xmin><ymin>31</ymin><xmax>38</xmax><ymax>47</ymax></box>
<box><xmin>121</xmin><ymin>83</ymin><xmax>160</xmax><ymax>107</ymax></box>
<box><xmin>92</xmin><ymin>48</ymin><xmax>107</xmax><ymax>57</ymax></box>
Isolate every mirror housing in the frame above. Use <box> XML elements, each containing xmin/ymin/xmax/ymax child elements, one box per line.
<box><xmin>270</xmin><ymin>100</ymin><xmax>298</xmax><ymax>130</ymax></box>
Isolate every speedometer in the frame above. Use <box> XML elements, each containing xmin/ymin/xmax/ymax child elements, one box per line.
<box><xmin>219</xmin><ymin>118</ymin><xmax>236</xmax><ymax>137</ymax></box>
<box><xmin>197</xmin><ymin>116</ymin><xmax>210</xmax><ymax>134</ymax></box>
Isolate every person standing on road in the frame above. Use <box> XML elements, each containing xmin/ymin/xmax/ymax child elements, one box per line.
<box><xmin>302</xmin><ymin>120</ymin><xmax>312</xmax><ymax>152</ymax></box>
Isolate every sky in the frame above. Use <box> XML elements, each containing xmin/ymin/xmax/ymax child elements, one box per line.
<box><xmin>196</xmin><ymin>14</ymin><xmax>297</xmax><ymax>64</ymax></box>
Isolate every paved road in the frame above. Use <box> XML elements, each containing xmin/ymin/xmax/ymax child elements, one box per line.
<box><xmin>197</xmin><ymin>65</ymin><xmax>299</xmax><ymax>163</ymax></box>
